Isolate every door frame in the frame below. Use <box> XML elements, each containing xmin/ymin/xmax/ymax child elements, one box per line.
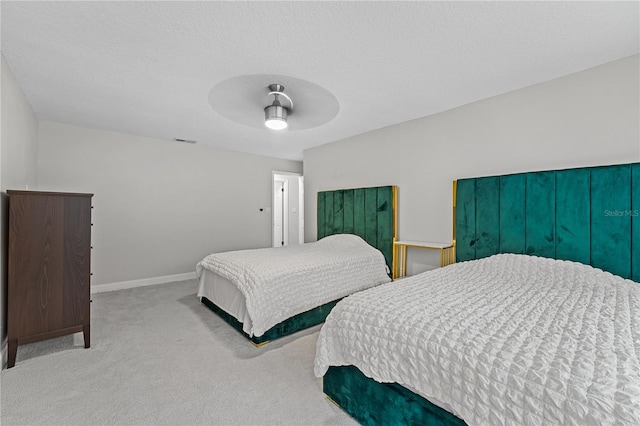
<box><xmin>272</xmin><ymin>171</ymin><xmax>303</xmax><ymax>247</ymax></box>
<box><xmin>273</xmin><ymin>178</ymin><xmax>288</xmax><ymax>247</ymax></box>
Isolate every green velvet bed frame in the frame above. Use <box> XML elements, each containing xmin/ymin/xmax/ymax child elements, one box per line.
<box><xmin>324</xmin><ymin>162</ymin><xmax>639</xmax><ymax>425</ymax></box>
<box><xmin>317</xmin><ymin>185</ymin><xmax>397</xmax><ymax>269</ymax></box>
<box><xmin>324</xmin><ymin>366</ymin><xmax>465</xmax><ymax>426</ymax></box>
<box><xmin>455</xmin><ymin>162</ymin><xmax>640</xmax><ymax>280</ymax></box>
<box><xmin>201</xmin><ymin>185</ymin><xmax>398</xmax><ymax>346</ymax></box>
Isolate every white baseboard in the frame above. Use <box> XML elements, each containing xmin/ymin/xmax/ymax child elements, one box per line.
<box><xmin>91</xmin><ymin>272</ymin><xmax>197</xmax><ymax>294</ymax></box>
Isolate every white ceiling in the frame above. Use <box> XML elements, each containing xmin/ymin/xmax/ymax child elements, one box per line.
<box><xmin>2</xmin><ymin>1</ymin><xmax>638</xmax><ymax>161</ymax></box>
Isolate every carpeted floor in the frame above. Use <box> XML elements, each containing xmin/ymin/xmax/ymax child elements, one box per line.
<box><xmin>0</xmin><ymin>280</ymin><xmax>357</xmax><ymax>426</ymax></box>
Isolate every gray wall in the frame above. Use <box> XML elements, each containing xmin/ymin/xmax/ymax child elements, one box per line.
<box><xmin>1</xmin><ymin>54</ymin><xmax>39</xmax><ymax>367</ymax></box>
<box><xmin>37</xmin><ymin>122</ymin><xmax>302</xmax><ymax>286</ymax></box>
<box><xmin>304</xmin><ymin>55</ymin><xmax>640</xmax><ymax>275</ymax></box>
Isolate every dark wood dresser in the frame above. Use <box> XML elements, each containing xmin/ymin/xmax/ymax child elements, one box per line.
<box><xmin>7</xmin><ymin>190</ymin><xmax>93</xmax><ymax>368</ymax></box>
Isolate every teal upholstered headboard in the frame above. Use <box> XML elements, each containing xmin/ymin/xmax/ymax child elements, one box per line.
<box><xmin>455</xmin><ymin>163</ymin><xmax>640</xmax><ymax>282</ymax></box>
<box><xmin>317</xmin><ymin>186</ymin><xmax>397</xmax><ymax>270</ymax></box>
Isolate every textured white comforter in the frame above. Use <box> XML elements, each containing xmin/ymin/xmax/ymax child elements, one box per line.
<box><xmin>315</xmin><ymin>253</ymin><xmax>640</xmax><ymax>425</ymax></box>
<box><xmin>196</xmin><ymin>234</ymin><xmax>390</xmax><ymax>337</ymax></box>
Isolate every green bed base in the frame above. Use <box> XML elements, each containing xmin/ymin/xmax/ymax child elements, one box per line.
<box><xmin>324</xmin><ymin>366</ymin><xmax>466</xmax><ymax>426</ymax></box>
<box><xmin>201</xmin><ymin>296</ymin><xmax>341</xmax><ymax>346</ymax></box>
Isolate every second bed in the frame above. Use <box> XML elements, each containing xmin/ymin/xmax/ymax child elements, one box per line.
<box><xmin>196</xmin><ymin>185</ymin><xmax>398</xmax><ymax>345</ymax></box>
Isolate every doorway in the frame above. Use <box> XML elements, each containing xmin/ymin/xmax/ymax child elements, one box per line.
<box><xmin>272</xmin><ymin>171</ymin><xmax>304</xmax><ymax>247</ymax></box>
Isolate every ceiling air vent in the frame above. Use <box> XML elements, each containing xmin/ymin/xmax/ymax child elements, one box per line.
<box><xmin>173</xmin><ymin>138</ymin><xmax>197</xmax><ymax>144</ymax></box>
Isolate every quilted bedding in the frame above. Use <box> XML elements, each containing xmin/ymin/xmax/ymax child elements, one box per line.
<box><xmin>196</xmin><ymin>234</ymin><xmax>390</xmax><ymax>337</ymax></box>
<box><xmin>314</xmin><ymin>253</ymin><xmax>640</xmax><ymax>426</ymax></box>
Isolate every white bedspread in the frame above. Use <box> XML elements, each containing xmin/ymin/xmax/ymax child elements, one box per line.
<box><xmin>314</xmin><ymin>253</ymin><xmax>640</xmax><ymax>426</ymax></box>
<box><xmin>196</xmin><ymin>234</ymin><xmax>390</xmax><ymax>337</ymax></box>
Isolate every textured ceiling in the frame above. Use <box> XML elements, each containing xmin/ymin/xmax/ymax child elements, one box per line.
<box><xmin>1</xmin><ymin>1</ymin><xmax>638</xmax><ymax>161</ymax></box>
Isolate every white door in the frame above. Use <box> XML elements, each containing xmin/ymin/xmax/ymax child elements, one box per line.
<box><xmin>272</xmin><ymin>171</ymin><xmax>300</xmax><ymax>247</ymax></box>
<box><xmin>273</xmin><ymin>180</ymin><xmax>285</xmax><ymax>247</ymax></box>
<box><xmin>298</xmin><ymin>176</ymin><xmax>304</xmax><ymax>244</ymax></box>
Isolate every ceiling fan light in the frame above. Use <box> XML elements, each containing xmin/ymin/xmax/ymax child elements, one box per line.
<box><xmin>264</xmin><ymin>104</ymin><xmax>288</xmax><ymax>130</ymax></box>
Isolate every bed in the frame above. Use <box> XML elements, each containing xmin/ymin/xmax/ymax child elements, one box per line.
<box><xmin>196</xmin><ymin>185</ymin><xmax>398</xmax><ymax>345</ymax></box>
<box><xmin>315</xmin><ymin>162</ymin><xmax>640</xmax><ymax>425</ymax></box>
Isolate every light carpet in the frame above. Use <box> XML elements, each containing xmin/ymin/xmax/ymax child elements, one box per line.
<box><xmin>0</xmin><ymin>280</ymin><xmax>357</xmax><ymax>426</ymax></box>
